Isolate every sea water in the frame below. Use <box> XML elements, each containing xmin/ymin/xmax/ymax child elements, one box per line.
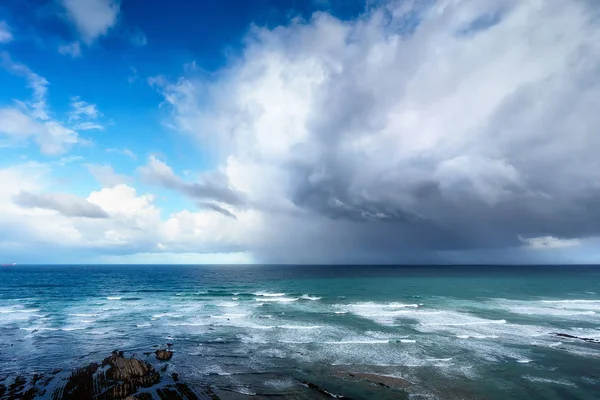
<box><xmin>1</xmin><ymin>265</ymin><xmax>599</xmax><ymax>399</ymax></box>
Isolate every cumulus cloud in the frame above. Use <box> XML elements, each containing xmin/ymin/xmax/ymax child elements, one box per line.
<box><xmin>58</xmin><ymin>41</ymin><xmax>82</xmax><ymax>58</ymax></box>
<box><xmin>138</xmin><ymin>156</ymin><xmax>246</xmax><ymax>207</ymax></box>
<box><xmin>150</xmin><ymin>0</ymin><xmax>600</xmax><ymax>263</ymax></box>
<box><xmin>61</xmin><ymin>0</ymin><xmax>120</xmax><ymax>44</ymax></box>
<box><xmin>14</xmin><ymin>191</ymin><xmax>109</xmax><ymax>218</ymax></box>
<box><xmin>0</xmin><ymin>21</ymin><xmax>13</xmax><ymax>43</ymax></box>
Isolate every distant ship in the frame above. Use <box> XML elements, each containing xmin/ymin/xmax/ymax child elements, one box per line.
<box><xmin>1</xmin><ymin>263</ymin><xmax>16</xmax><ymax>267</ymax></box>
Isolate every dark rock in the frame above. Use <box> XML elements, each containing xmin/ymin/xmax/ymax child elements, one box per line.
<box><xmin>346</xmin><ymin>372</ymin><xmax>411</xmax><ymax>389</ymax></box>
<box><xmin>156</xmin><ymin>349</ymin><xmax>174</xmax><ymax>361</ymax></box>
<box><xmin>167</xmin><ymin>343</ymin><xmax>173</xmax><ymax>348</ymax></box>
<box><xmin>552</xmin><ymin>333</ymin><xmax>600</xmax><ymax>344</ymax></box>
<box><xmin>1</xmin><ymin>349</ymin><xmax>214</xmax><ymax>400</ymax></box>
<box><xmin>300</xmin><ymin>380</ymin><xmax>349</xmax><ymax>399</ymax></box>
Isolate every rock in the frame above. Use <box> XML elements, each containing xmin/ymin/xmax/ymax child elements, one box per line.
<box><xmin>155</xmin><ymin>349</ymin><xmax>173</xmax><ymax>361</ymax></box>
<box><xmin>552</xmin><ymin>333</ymin><xmax>600</xmax><ymax>344</ymax></box>
<box><xmin>300</xmin><ymin>380</ymin><xmax>349</xmax><ymax>399</ymax></box>
<box><xmin>0</xmin><ymin>350</ymin><xmax>210</xmax><ymax>400</ymax></box>
<box><xmin>347</xmin><ymin>372</ymin><xmax>411</xmax><ymax>388</ymax></box>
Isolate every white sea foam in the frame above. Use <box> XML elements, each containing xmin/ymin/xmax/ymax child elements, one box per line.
<box><xmin>68</xmin><ymin>313</ymin><xmax>98</xmax><ymax>317</ymax></box>
<box><xmin>278</xmin><ymin>325</ymin><xmax>322</xmax><ymax>330</ymax></box>
<box><xmin>300</xmin><ymin>295</ymin><xmax>322</xmax><ymax>301</ymax></box>
<box><xmin>254</xmin><ymin>292</ymin><xmax>285</xmax><ymax>297</ymax></box>
<box><xmin>456</xmin><ymin>334</ymin><xmax>499</xmax><ymax>339</ymax></box>
<box><xmin>107</xmin><ymin>297</ymin><xmax>122</xmax><ymax>300</ymax></box>
<box><xmin>211</xmin><ymin>313</ymin><xmax>247</xmax><ymax>319</ymax></box>
<box><xmin>325</xmin><ymin>340</ymin><xmax>389</xmax><ymax>344</ymax></box>
<box><xmin>541</xmin><ymin>299</ymin><xmax>600</xmax><ymax>304</ymax></box>
<box><xmin>523</xmin><ymin>376</ymin><xmax>577</xmax><ymax>387</ymax></box>
<box><xmin>136</xmin><ymin>323</ymin><xmax>151</xmax><ymax>328</ymax></box>
<box><xmin>257</xmin><ymin>297</ymin><xmax>298</xmax><ymax>303</ymax></box>
<box><xmin>517</xmin><ymin>359</ymin><xmax>532</xmax><ymax>364</ymax></box>
<box><xmin>215</xmin><ymin>302</ymin><xmax>238</xmax><ymax>307</ymax></box>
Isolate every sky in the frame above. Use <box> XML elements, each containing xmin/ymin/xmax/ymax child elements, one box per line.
<box><xmin>0</xmin><ymin>0</ymin><xmax>600</xmax><ymax>264</ymax></box>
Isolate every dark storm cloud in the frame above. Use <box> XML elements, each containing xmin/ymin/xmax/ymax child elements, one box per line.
<box><xmin>153</xmin><ymin>0</ymin><xmax>600</xmax><ymax>263</ymax></box>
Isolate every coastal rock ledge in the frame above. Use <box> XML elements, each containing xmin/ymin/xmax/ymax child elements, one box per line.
<box><xmin>0</xmin><ymin>349</ymin><xmax>216</xmax><ymax>400</ymax></box>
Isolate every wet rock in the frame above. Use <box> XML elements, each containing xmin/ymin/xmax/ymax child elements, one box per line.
<box><xmin>346</xmin><ymin>372</ymin><xmax>411</xmax><ymax>389</ymax></box>
<box><xmin>552</xmin><ymin>333</ymin><xmax>600</xmax><ymax>344</ymax></box>
<box><xmin>1</xmin><ymin>350</ymin><xmax>210</xmax><ymax>400</ymax></box>
<box><xmin>300</xmin><ymin>380</ymin><xmax>349</xmax><ymax>399</ymax></box>
<box><xmin>155</xmin><ymin>349</ymin><xmax>174</xmax><ymax>361</ymax></box>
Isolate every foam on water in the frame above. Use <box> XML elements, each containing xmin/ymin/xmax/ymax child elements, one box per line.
<box><xmin>300</xmin><ymin>295</ymin><xmax>322</xmax><ymax>300</ymax></box>
<box><xmin>277</xmin><ymin>325</ymin><xmax>322</xmax><ymax>330</ymax></box>
<box><xmin>257</xmin><ymin>297</ymin><xmax>299</xmax><ymax>303</ymax></box>
<box><xmin>523</xmin><ymin>376</ymin><xmax>577</xmax><ymax>387</ymax></box>
<box><xmin>254</xmin><ymin>292</ymin><xmax>285</xmax><ymax>297</ymax></box>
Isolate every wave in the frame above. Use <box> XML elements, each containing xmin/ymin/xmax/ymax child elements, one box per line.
<box><xmin>136</xmin><ymin>323</ymin><xmax>151</xmax><ymax>328</ymax></box>
<box><xmin>211</xmin><ymin>313</ymin><xmax>247</xmax><ymax>319</ymax></box>
<box><xmin>68</xmin><ymin>313</ymin><xmax>98</xmax><ymax>317</ymax></box>
<box><xmin>277</xmin><ymin>325</ymin><xmax>322</xmax><ymax>330</ymax></box>
<box><xmin>254</xmin><ymin>291</ymin><xmax>286</xmax><ymax>297</ymax></box>
<box><xmin>541</xmin><ymin>300</ymin><xmax>600</xmax><ymax>304</ymax></box>
<box><xmin>300</xmin><ymin>295</ymin><xmax>322</xmax><ymax>301</ymax></box>
<box><xmin>106</xmin><ymin>297</ymin><xmax>122</xmax><ymax>300</ymax></box>
<box><xmin>257</xmin><ymin>297</ymin><xmax>298</xmax><ymax>303</ymax></box>
<box><xmin>424</xmin><ymin>319</ymin><xmax>507</xmax><ymax>327</ymax></box>
<box><xmin>325</xmin><ymin>340</ymin><xmax>389</xmax><ymax>344</ymax></box>
<box><xmin>215</xmin><ymin>302</ymin><xmax>238</xmax><ymax>307</ymax></box>
<box><xmin>0</xmin><ymin>308</ymin><xmax>41</xmax><ymax>314</ymax></box>
<box><xmin>456</xmin><ymin>334</ymin><xmax>499</xmax><ymax>339</ymax></box>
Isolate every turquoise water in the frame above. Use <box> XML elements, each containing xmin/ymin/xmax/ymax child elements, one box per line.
<box><xmin>1</xmin><ymin>265</ymin><xmax>600</xmax><ymax>399</ymax></box>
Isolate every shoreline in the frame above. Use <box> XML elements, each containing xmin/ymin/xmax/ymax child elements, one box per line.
<box><xmin>0</xmin><ymin>345</ymin><xmax>415</xmax><ymax>400</ymax></box>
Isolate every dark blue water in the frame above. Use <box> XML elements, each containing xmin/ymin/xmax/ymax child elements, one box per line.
<box><xmin>1</xmin><ymin>265</ymin><xmax>600</xmax><ymax>399</ymax></box>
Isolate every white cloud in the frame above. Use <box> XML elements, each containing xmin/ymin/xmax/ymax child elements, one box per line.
<box><xmin>0</xmin><ymin>21</ymin><xmax>13</xmax><ymax>43</ymax></box>
<box><xmin>106</xmin><ymin>148</ymin><xmax>136</xmax><ymax>159</ymax></box>
<box><xmin>87</xmin><ymin>164</ymin><xmax>132</xmax><ymax>187</ymax></box>
<box><xmin>150</xmin><ymin>0</ymin><xmax>600</xmax><ymax>263</ymax></box>
<box><xmin>0</xmin><ymin>53</ymin><xmax>89</xmax><ymax>155</ymax></box>
<box><xmin>97</xmin><ymin>252</ymin><xmax>254</xmax><ymax>264</ymax></box>
<box><xmin>68</xmin><ymin>96</ymin><xmax>101</xmax><ymax>120</ymax></box>
<box><xmin>0</xmin><ymin>108</ymin><xmax>78</xmax><ymax>155</ymax></box>
<box><xmin>61</xmin><ymin>0</ymin><xmax>120</xmax><ymax>44</ymax></box>
<box><xmin>1</xmin><ymin>52</ymin><xmax>49</xmax><ymax>120</ymax></box>
<box><xmin>58</xmin><ymin>41</ymin><xmax>81</xmax><ymax>58</ymax></box>
<box><xmin>520</xmin><ymin>236</ymin><xmax>582</xmax><ymax>250</ymax></box>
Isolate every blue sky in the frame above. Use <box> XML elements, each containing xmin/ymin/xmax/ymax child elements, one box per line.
<box><xmin>0</xmin><ymin>0</ymin><xmax>599</xmax><ymax>264</ymax></box>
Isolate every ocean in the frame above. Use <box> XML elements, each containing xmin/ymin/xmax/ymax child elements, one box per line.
<box><xmin>1</xmin><ymin>265</ymin><xmax>599</xmax><ymax>399</ymax></box>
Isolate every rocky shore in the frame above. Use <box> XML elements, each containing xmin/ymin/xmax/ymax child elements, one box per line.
<box><xmin>1</xmin><ymin>343</ymin><xmax>413</xmax><ymax>400</ymax></box>
<box><xmin>0</xmin><ymin>346</ymin><xmax>217</xmax><ymax>400</ymax></box>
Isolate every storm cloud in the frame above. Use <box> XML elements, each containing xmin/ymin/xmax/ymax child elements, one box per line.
<box><xmin>148</xmin><ymin>0</ymin><xmax>600</xmax><ymax>263</ymax></box>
